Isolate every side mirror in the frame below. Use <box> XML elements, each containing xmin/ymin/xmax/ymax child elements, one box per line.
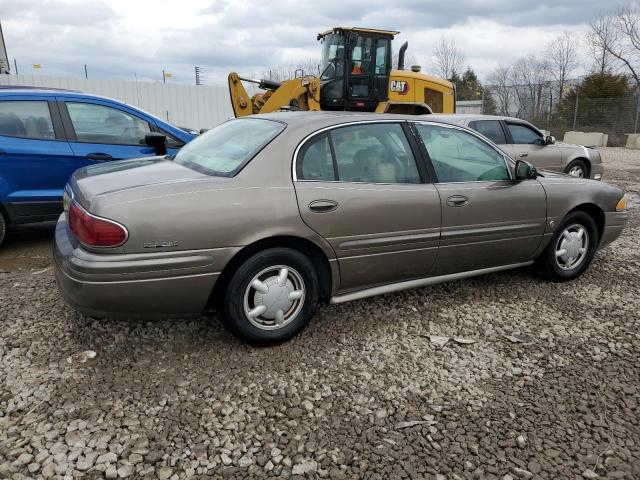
<box><xmin>515</xmin><ymin>160</ymin><xmax>538</xmax><ymax>181</ymax></box>
<box><xmin>545</xmin><ymin>135</ymin><xmax>556</xmax><ymax>145</ymax></box>
<box><xmin>145</xmin><ymin>132</ymin><xmax>167</xmax><ymax>156</ymax></box>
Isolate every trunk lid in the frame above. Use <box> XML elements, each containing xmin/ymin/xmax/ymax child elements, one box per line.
<box><xmin>69</xmin><ymin>156</ymin><xmax>208</xmax><ymax>208</ymax></box>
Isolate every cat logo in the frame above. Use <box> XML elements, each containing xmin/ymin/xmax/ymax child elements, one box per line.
<box><xmin>390</xmin><ymin>80</ymin><xmax>409</xmax><ymax>95</ymax></box>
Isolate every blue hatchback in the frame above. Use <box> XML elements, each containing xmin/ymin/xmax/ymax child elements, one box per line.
<box><xmin>0</xmin><ymin>87</ymin><xmax>196</xmax><ymax>245</ymax></box>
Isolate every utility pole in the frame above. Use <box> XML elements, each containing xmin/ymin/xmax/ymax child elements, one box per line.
<box><xmin>572</xmin><ymin>88</ymin><xmax>579</xmax><ymax>130</ymax></box>
<box><xmin>84</xmin><ymin>64</ymin><xmax>88</xmax><ymax>79</ymax></box>
<box><xmin>13</xmin><ymin>59</ymin><xmax>18</xmax><ymax>75</ymax></box>
<box><xmin>195</xmin><ymin>65</ymin><xmax>203</xmax><ymax>85</ymax></box>
<box><xmin>635</xmin><ymin>91</ymin><xmax>640</xmax><ymax>134</ymax></box>
<box><xmin>162</xmin><ymin>69</ymin><xmax>166</xmax><ymax>84</ymax></box>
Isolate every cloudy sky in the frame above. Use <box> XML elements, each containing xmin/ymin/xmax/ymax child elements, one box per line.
<box><xmin>1</xmin><ymin>0</ymin><xmax>630</xmax><ymax>85</ymax></box>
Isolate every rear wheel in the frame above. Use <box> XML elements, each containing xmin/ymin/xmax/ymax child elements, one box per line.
<box><xmin>221</xmin><ymin>248</ymin><xmax>319</xmax><ymax>345</ymax></box>
<box><xmin>565</xmin><ymin>159</ymin><xmax>588</xmax><ymax>178</ymax></box>
<box><xmin>537</xmin><ymin>211</ymin><xmax>598</xmax><ymax>282</ymax></box>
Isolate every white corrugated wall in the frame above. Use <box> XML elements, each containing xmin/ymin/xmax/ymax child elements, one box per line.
<box><xmin>0</xmin><ymin>74</ymin><xmax>234</xmax><ymax>130</ymax></box>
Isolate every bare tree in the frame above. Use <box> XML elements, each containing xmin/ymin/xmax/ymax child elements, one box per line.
<box><xmin>261</xmin><ymin>58</ymin><xmax>321</xmax><ymax>83</ymax></box>
<box><xmin>613</xmin><ymin>3</ymin><xmax>640</xmax><ymax>87</ymax></box>
<box><xmin>548</xmin><ymin>31</ymin><xmax>579</xmax><ymax>100</ymax></box>
<box><xmin>487</xmin><ymin>65</ymin><xmax>512</xmax><ymax>115</ymax></box>
<box><xmin>586</xmin><ymin>11</ymin><xmax>621</xmax><ymax>75</ymax></box>
<box><xmin>511</xmin><ymin>53</ymin><xmax>552</xmax><ymax>120</ymax></box>
<box><xmin>431</xmin><ymin>36</ymin><xmax>464</xmax><ymax>80</ymax></box>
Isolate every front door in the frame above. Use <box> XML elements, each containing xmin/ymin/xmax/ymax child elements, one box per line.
<box><xmin>293</xmin><ymin>121</ymin><xmax>441</xmax><ymax>291</ymax></box>
<box><xmin>58</xmin><ymin>99</ymin><xmax>158</xmax><ymax>169</ymax></box>
<box><xmin>502</xmin><ymin>121</ymin><xmax>561</xmax><ymax>172</ymax></box>
<box><xmin>412</xmin><ymin>122</ymin><xmax>547</xmax><ymax>276</ymax></box>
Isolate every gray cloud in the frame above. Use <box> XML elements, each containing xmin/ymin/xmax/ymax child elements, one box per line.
<box><xmin>2</xmin><ymin>0</ymin><xmax>629</xmax><ymax>85</ymax></box>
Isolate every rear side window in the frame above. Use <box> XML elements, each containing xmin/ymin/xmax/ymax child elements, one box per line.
<box><xmin>507</xmin><ymin>123</ymin><xmax>543</xmax><ymax>145</ymax></box>
<box><xmin>296</xmin><ymin>133</ymin><xmax>336</xmax><ymax>181</ymax></box>
<box><xmin>469</xmin><ymin>120</ymin><xmax>507</xmax><ymax>145</ymax></box>
<box><xmin>174</xmin><ymin>118</ymin><xmax>284</xmax><ymax>176</ymax></box>
<box><xmin>67</xmin><ymin>102</ymin><xmax>151</xmax><ymax>145</ymax></box>
<box><xmin>296</xmin><ymin>123</ymin><xmax>421</xmax><ymax>184</ymax></box>
<box><xmin>0</xmin><ymin>101</ymin><xmax>54</xmax><ymax>140</ymax></box>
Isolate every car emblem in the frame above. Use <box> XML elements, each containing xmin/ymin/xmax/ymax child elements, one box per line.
<box><xmin>143</xmin><ymin>241</ymin><xmax>178</xmax><ymax>248</ymax></box>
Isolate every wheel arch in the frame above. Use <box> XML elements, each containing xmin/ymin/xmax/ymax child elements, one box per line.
<box><xmin>210</xmin><ymin>235</ymin><xmax>335</xmax><ymax>308</ymax></box>
<box><xmin>567</xmin><ymin>202</ymin><xmax>605</xmax><ymax>244</ymax></box>
<box><xmin>565</xmin><ymin>156</ymin><xmax>591</xmax><ymax>177</ymax></box>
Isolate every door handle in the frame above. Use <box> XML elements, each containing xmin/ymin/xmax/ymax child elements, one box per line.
<box><xmin>86</xmin><ymin>153</ymin><xmax>114</xmax><ymax>161</ymax></box>
<box><xmin>309</xmin><ymin>199</ymin><xmax>338</xmax><ymax>213</ymax></box>
<box><xmin>519</xmin><ymin>152</ymin><xmax>529</xmax><ymax>157</ymax></box>
<box><xmin>446</xmin><ymin>195</ymin><xmax>469</xmax><ymax>207</ymax></box>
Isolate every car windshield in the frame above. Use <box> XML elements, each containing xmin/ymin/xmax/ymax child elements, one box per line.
<box><xmin>173</xmin><ymin>118</ymin><xmax>284</xmax><ymax>176</ymax></box>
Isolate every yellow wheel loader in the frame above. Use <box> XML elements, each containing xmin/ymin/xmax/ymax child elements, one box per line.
<box><xmin>228</xmin><ymin>27</ymin><xmax>456</xmax><ymax>117</ymax></box>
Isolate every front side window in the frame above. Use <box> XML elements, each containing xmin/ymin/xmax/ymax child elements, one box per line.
<box><xmin>174</xmin><ymin>118</ymin><xmax>284</xmax><ymax>176</ymax></box>
<box><xmin>0</xmin><ymin>100</ymin><xmax>54</xmax><ymax>140</ymax></box>
<box><xmin>507</xmin><ymin>123</ymin><xmax>543</xmax><ymax>145</ymax></box>
<box><xmin>297</xmin><ymin>123</ymin><xmax>421</xmax><ymax>184</ymax></box>
<box><xmin>67</xmin><ymin>102</ymin><xmax>151</xmax><ymax>145</ymax></box>
<box><xmin>415</xmin><ymin>123</ymin><xmax>510</xmax><ymax>183</ymax></box>
<box><xmin>469</xmin><ymin>120</ymin><xmax>507</xmax><ymax>145</ymax></box>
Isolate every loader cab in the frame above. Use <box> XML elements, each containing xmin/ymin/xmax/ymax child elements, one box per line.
<box><xmin>318</xmin><ymin>27</ymin><xmax>395</xmax><ymax>112</ymax></box>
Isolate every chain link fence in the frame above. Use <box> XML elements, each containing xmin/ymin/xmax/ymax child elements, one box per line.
<box><xmin>531</xmin><ymin>95</ymin><xmax>640</xmax><ymax>146</ymax></box>
<box><xmin>488</xmin><ymin>88</ymin><xmax>640</xmax><ymax>146</ymax></box>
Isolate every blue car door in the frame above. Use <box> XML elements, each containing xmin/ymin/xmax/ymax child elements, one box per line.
<box><xmin>57</xmin><ymin>98</ymin><xmax>161</xmax><ymax>168</ymax></box>
<box><xmin>0</xmin><ymin>97</ymin><xmax>76</xmax><ymax>221</ymax></box>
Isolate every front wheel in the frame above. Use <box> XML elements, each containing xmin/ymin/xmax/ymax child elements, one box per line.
<box><xmin>565</xmin><ymin>159</ymin><xmax>588</xmax><ymax>178</ymax></box>
<box><xmin>221</xmin><ymin>248</ymin><xmax>319</xmax><ymax>345</ymax></box>
<box><xmin>537</xmin><ymin>211</ymin><xmax>599</xmax><ymax>282</ymax></box>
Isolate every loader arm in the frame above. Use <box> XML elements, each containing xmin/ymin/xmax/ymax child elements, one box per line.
<box><xmin>228</xmin><ymin>72</ymin><xmax>321</xmax><ymax>117</ymax></box>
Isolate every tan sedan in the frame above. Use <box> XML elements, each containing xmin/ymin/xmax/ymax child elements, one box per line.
<box><xmin>54</xmin><ymin>112</ymin><xmax>628</xmax><ymax>344</ymax></box>
<box><xmin>434</xmin><ymin>114</ymin><xmax>604</xmax><ymax>180</ymax></box>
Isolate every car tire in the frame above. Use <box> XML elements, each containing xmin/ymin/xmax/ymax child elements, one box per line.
<box><xmin>565</xmin><ymin>159</ymin><xmax>588</xmax><ymax>178</ymax></box>
<box><xmin>0</xmin><ymin>212</ymin><xmax>6</xmax><ymax>247</ymax></box>
<box><xmin>537</xmin><ymin>210</ymin><xmax>599</xmax><ymax>282</ymax></box>
<box><xmin>221</xmin><ymin>247</ymin><xmax>319</xmax><ymax>345</ymax></box>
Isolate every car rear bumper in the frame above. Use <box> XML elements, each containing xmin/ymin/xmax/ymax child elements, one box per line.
<box><xmin>600</xmin><ymin>211</ymin><xmax>628</xmax><ymax>247</ymax></box>
<box><xmin>53</xmin><ymin>214</ymin><xmax>238</xmax><ymax>318</ymax></box>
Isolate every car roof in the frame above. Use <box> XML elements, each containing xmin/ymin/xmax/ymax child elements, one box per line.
<box><xmin>432</xmin><ymin>113</ymin><xmax>530</xmax><ymax>124</ymax></box>
<box><xmin>0</xmin><ymin>86</ymin><xmax>126</xmax><ymax>103</ymax></box>
<box><xmin>248</xmin><ymin>110</ymin><xmax>466</xmax><ymax>131</ymax></box>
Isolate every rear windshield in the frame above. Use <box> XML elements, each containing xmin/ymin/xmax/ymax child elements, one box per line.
<box><xmin>174</xmin><ymin>118</ymin><xmax>284</xmax><ymax>176</ymax></box>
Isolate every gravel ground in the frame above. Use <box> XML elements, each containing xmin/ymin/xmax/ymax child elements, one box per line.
<box><xmin>1</xmin><ymin>148</ymin><xmax>639</xmax><ymax>480</ymax></box>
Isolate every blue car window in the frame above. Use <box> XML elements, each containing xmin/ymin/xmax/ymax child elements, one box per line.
<box><xmin>66</xmin><ymin>102</ymin><xmax>151</xmax><ymax>146</ymax></box>
<box><xmin>0</xmin><ymin>101</ymin><xmax>55</xmax><ymax>140</ymax></box>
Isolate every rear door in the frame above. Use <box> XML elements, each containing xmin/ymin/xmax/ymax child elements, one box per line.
<box><xmin>0</xmin><ymin>97</ymin><xmax>75</xmax><ymax>222</ymax></box>
<box><xmin>58</xmin><ymin>98</ymin><xmax>158</xmax><ymax>168</ymax></box>
<box><xmin>412</xmin><ymin>121</ymin><xmax>546</xmax><ymax>276</ymax></box>
<box><xmin>502</xmin><ymin>121</ymin><xmax>561</xmax><ymax>171</ymax></box>
<box><xmin>293</xmin><ymin>121</ymin><xmax>441</xmax><ymax>291</ymax></box>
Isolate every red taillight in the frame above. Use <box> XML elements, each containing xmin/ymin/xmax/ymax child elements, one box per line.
<box><xmin>68</xmin><ymin>200</ymin><xmax>127</xmax><ymax>247</ymax></box>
